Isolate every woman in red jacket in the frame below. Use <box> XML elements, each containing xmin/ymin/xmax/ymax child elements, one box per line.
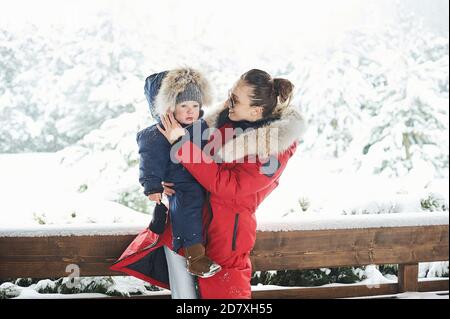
<box><xmin>110</xmin><ymin>69</ymin><xmax>306</xmax><ymax>299</ymax></box>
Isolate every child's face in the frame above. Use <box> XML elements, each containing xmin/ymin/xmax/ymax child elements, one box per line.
<box><xmin>174</xmin><ymin>101</ymin><xmax>200</xmax><ymax>125</ymax></box>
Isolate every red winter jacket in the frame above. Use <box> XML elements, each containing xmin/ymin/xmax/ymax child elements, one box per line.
<box><xmin>110</xmin><ymin>104</ymin><xmax>306</xmax><ymax>299</ymax></box>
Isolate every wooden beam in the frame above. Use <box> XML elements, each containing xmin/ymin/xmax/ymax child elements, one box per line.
<box><xmin>113</xmin><ymin>284</ymin><xmax>400</xmax><ymax>299</ymax></box>
<box><xmin>251</xmin><ymin>225</ymin><xmax>449</xmax><ymax>271</ymax></box>
<box><xmin>0</xmin><ymin>225</ymin><xmax>448</xmax><ymax>281</ymax></box>
<box><xmin>0</xmin><ymin>235</ymin><xmax>135</xmax><ymax>279</ymax></box>
<box><xmin>418</xmin><ymin>279</ymin><xmax>449</xmax><ymax>292</ymax></box>
<box><xmin>108</xmin><ymin>280</ymin><xmax>449</xmax><ymax>299</ymax></box>
<box><xmin>398</xmin><ymin>264</ymin><xmax>419</xmax><ymax>292</ymax></box>
<box><xmin>252</xmin><ymin>283</ymin><xmax>399</xmax><ymax>299</ymax></box>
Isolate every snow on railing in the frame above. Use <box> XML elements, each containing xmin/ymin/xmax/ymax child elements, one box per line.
<box><xmin>0</xmin><ymin>211</ymin><xmax>447</xmax><ymax>237</ymax></box>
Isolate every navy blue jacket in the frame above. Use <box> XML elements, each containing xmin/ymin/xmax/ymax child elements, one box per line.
<box><xmin>137</xmin><ymin>119</ymin><xmax>209</xmax><ymax>196</ymax></box>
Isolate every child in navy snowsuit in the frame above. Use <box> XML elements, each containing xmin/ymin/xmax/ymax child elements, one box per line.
<box><xmin>137</xmin><ymin>68</ymin><xmax>221</xmax><ymax>278</ymax></box>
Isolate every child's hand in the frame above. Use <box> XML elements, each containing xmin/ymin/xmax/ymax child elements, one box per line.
<box><xmin>148</xmin><ymin>193</ymin><xmax>162</xmax><ymax>204</ymax></box>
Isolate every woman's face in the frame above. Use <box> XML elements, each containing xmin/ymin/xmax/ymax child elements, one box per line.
<box><xmin>227</xmin><ymin>80</ymin><xmax>263</xmax><ymax>122</ymax></box>
<box><xmin>174</xmin><ymin>101</ymin><xmax>200</xmax><ymax>125</ymax></box>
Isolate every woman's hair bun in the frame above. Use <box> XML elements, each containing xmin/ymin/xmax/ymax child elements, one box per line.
<box><xmin>273</xmin><ymin>78</ymin><xmax>294</xmax><ymax>104</ymax></box>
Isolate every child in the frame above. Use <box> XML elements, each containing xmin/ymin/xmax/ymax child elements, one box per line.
<box><xmin>137</xmin><ymin>67</ymin><xmax>221</xmax><ymax>278</ymax></box>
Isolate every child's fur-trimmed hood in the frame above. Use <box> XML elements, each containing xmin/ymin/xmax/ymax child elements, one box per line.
<box><xmin>154</xmin><ymin>68</ymin><xmax>213</xmax><ymax>117</ymax></box>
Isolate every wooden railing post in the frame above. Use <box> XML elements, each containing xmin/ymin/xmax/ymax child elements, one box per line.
<box><xmin>398</xmin><ymin>263</ymin><xmax>419</xmax><ymax>292</ymax></box>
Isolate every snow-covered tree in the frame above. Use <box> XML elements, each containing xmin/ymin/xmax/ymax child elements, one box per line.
<box><xmin>294</xmin><ymin>10</ymin><xmax>448</xmax><ymax>179</ymax></box>
<box><xmin>0</xmin><ymin>13</ymin><xmax>143</xmax><ymax>153</ymax></box>
<box><xmin>296</xmin><ymin>50</ymin><xmax>375</xmax><ymax>159</ymax></box>
<box><xmin>359</xmin><ymin>12</ymin><xmax>449</xmax><ymax>178</ymax></box>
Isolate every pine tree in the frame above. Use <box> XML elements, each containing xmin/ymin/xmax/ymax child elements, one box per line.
<box><xmin>360</xmin><ymin>12</ymin><xmax>449</xmax><ymax>178</ymax></box>
<box><xmin>297</xmin><ymin>49</ymin><xmax>374</xmax><ymax>159</ymax></box>
<box><xmin>0</xmin><ymin>13</ymin><xmax>142</xmax><ymax>153</ymax></box>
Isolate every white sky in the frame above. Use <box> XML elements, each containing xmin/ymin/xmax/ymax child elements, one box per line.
<box><xmin>1</xmin><ymin>0</ymin><xmax>448</xmax><ymax>52</ymax></box>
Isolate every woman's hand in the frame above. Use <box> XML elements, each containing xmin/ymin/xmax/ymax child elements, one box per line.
<box><xmin>157</xmin><ymin>113</ymin><xmax>186</xmax><ymax>144</ymax></box>
<box><xmin>148</xmin><ymin>193</ymin><xmax>162</xmax><ymax>204</ymax></box>
<box><xmin>162</xmin><ymin>181</ymin><xmax>176</xmax><ymax>196</ymax></box>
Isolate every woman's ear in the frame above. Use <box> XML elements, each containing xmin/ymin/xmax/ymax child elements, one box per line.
<box><xmin>253</xmin><ymin>106</ymin><xmax>263</xmax><ymax>118</ymax></box>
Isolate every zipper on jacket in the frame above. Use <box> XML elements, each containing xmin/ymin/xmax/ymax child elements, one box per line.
<box><xmin>194</xmin><ymin>276</ymin><xmax>202</xmax><ymax>299</ymax></box>
<box><xmin>232</xmin><ymin>213</ymin><xmax>239</xmax><ymax>251</ymax></box>
<box><xmin>204</xmin><ymin>192</ymin><xmax>214</xmax><ymax>246</ymax></box>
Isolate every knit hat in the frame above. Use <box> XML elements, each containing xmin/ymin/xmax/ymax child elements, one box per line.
<box><xmin>176</xmin><ymin>82</ymin><xmax>203</xmax><ymax>106</ymax></box>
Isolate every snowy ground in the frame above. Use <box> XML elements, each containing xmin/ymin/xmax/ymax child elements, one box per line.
<box><xmin>0</xmin><ymin>151</ymin><xmax>448</xmax><ymax>227</ymax></box>
<box><xmin>1</xmin><ymin>276</ymin><xmax>171</xmax><ymax>299</ymax></box>
<box><xmin>0</xmin><ymin>152</ymin><xmax>149</xmax><ymax>227</ymax></box>
<box><xmin>257</xmin><ymin>151</ymin><xmax>449</xmax><ymax>221</ymax></box>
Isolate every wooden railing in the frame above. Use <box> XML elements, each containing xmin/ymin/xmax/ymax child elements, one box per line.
<box><xmin>0</xmin><ymin>224</ymin><xmax>448</xmax><ymax>299</ymax></box>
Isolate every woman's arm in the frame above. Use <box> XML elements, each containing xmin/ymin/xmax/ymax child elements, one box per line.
<box><xmin>174</xmin><ymin>139</ymin><xmax>285</xmax><ymax>198</ymax></box>
<box><xmin>157</xmin><ymin>112</ymin><xmax>292</xmax><ymax>198</ymax></box>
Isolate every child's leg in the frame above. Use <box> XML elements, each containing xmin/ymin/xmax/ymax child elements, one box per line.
<box><xmin>163</xmin><ymin>245</ymin><xmax>198</xmax><ymax>299</ymax></box>
<box><xmin>169</xmin><ymin>189</ymin><xmax>203</xmax><ymax>251</ymax></box>
<box><xmin>170</xmin><ymin>186</ymin><xmax>221</xmax><ymax>278</ymax></box>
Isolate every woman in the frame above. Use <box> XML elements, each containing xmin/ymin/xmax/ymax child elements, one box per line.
<box><xmin>110</xmin><ymin>69</ymin><xmax>307</xmax><ymax>299</ymax></box>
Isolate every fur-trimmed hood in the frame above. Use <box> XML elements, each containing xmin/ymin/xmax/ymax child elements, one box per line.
<box><xmin>203</xmin><ymin>103</ymin><xmax>307</xmax><ymax>163</ymax></box>
<box><xmin>153</xmin><ymin>68</ymin><xmax>213</xmax><ymax>117</ymax></box>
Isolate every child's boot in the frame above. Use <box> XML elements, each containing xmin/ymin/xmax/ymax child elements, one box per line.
<box><xmin>184</xmin><ymin>243</ymin><xmax>222</xmax><ymax>278</ymax></box>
